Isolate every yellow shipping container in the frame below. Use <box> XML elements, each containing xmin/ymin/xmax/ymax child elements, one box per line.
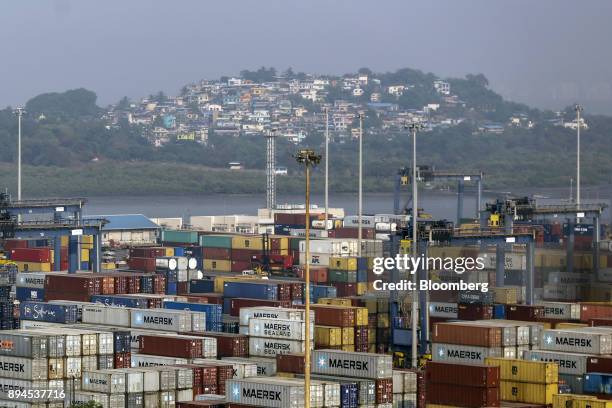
<box><xmin>101</xmin><ymin>262</ymin><xmax>116</xmax><ymax>270</ymax></box>
<box><xmin>364</xmin><ymin>299</ymin><xmax>378</xmax><ymax>314</ymax></box>
<box><xmin>357</xmin><ymin>282</ymin><xmax>367</xmax><ymax>295</ymax></box>
<box><xmin>367</xmin><ymin>344</ymin><xmax>376</xmax><ymax>353</ymax></box>
<box><xmin>554</xmin><ymin>322</ymin><xmax>588</xmax><ymax>329</ymax></box>
<box><xmin>341</xmin><ymin>344</ymin><xmax>355</xmax><ymax>352</ymax></box>
<box><xmin>485</xmin><ymin>358</ymin><xmax>558</xmax><ymax>384</ymax></box>
<box><xmin>165</xmin><ymin>247</ymin><xmax>174</xmax><ymax>257</ymax></box>
<box><xmin>552</xmin><ymin>394</ymin><xmax>595</xmax><ymax>408</ymax></box>
<box><xmin>572</xmin><ymin>399</ymin><xmax>612</xmax><ymax>408</ymax></box>
<box><xmin>377</xmin><ymin>313</ymin><xmax>390</xmax><ymax>328</ymax></box>
<box><xmin>353</xmin><ymin>307</ymin><xmax>369</xmax><ymax>326</ymax></box>
<box><xmin>341</xmin><ymin>327</ymin><xmax>355</xmax><ymax>345</ymax></box>
<box><xmin>377</xmin><ymin>298</ymin><xmax>389</xmax><ymax>313</ymax></box>
<box><xmin>232</xmin><ymin>235</ymin><xmax>264</xmax><ymax>251</ymax></box>
<box><xmin>329</xmin><ymin>257</ymin><xmax>357</xmax><ymax>271</ymax></box>
<box><xmin>205</xmin><ymin>259</ymin><xmax>231</xmax><ymax>273</ymax></box>
<box><xmin>368</xmin><ymin>329</ymin><xmax>376</xmax><ymax>344</ymax></box>
<box><xmin>268</xmin><ymin>236</ymin><xmax>289</xmax><ymax>251</ymax></box>
<box><xmin>61</xmin><ymin>236</ymin><xmax>69</xmax><ymax>247</ymax></box>
<box><xmin>81</xmin><ymin>249</ymin><xmax>90</xmax><ymax>262</ymax></box>
<box><xmin>315</xmin><ymin>326</ymin><xmax>342</xmax><ymax>347</ymax></box>
<box><xmin>276</xmin><ymin>372</ymin><xmax>295</xmax><ymax>378</ymax></box>
<box><xmin>500</xmin><ymin>381</ymin><xmax>557</xmax><ymax>405</ymax></box>
<box><xmin>493</xmin><ymin>287</ymin><xmax>518</xmax><ymax>304</ymax></box>
<box><xmin>601</xmin><ymin>255</ymin><xmax>608</xmax><ymax>269</ymax></box>
<box><xmin>14</xmin><ymin>261</ymin><xmax>51</xmax><ymax>272</ymax></box>
<box><xmin>318</xmin><ymin>298</ymin><xmax>352</xmax><ymax>307</ymax></box>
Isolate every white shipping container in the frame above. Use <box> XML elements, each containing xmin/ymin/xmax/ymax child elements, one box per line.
<box><xmin>432</xmin><ymin>343</ymin><xmax>508</xmax><ymax>366</ymax></box>
<box><xmin>226</xmin><ymin>378</ymin><xmax>305</xmax><ymax>408</ymax></box>
<box><xmin>547</xmin><ymin>272</ymin><xmax>590</xmax><ymax>285</ymax></box>
<box><xmin>221</xmin><ymin>356</ymin><xmax>277</xmax><ymax>377</ymax></box>
<box><xmin>522</xmin><ymin>350</ymin><xmax>588</xmax><ymax>376</ymax></box>
<box><xmin>375</xmin><ymin>214</ymin><xmax>409</xmax><ymax>224</ymax></box>
<box><xmin>82</xmin><ymin>369</ymin><xmax>127</xmax><ymax>394</ymax></box>
<box><xmin>73</xmin><ymin>391</ymin><xmax>126</xmax><ymax>408</ymax></box>
<box><xmin>131</xmin><ymin>353</ymin><xmax>188</xmax><ymax>368</ymax></box>
<box><xmin>0</xmin><ymin>378</ymin><xmax>48</xmax><ymax>400</ymax></box>
<box><xmin>130</xmin><ymin>309</ymin><xmax>193</xmax><ymax>332</ymax></box>
<box><xmin>428</xmin><ymin>302</ymin><xmax>458</xmax><ymax>319</ymax></box>
<box><xmin>542</xmin><ymin>329</ymin><xmax>612</xmax><ymax>354</ymax></box>
<box><xmin>478</xmin><ymin>252</ymin><xmax>526</xmax><ymax>270</ymax></box>
<box><xmin>65</xmin><ymin>356</ymin><xmax>82</xmax><ymax>378</ymax></box>
<box><xmin>124</xmin><ymin>368</ymin><xmax>160</xmax><ymax>392</ymax></box>
<box><xmin>299</xmin><ymin>240</ymin><xmax>358</xmax><ymax>256</ymax></box>
<box><xmin>189</xmin><ymin>311</ymin><xmax>207</xmax><ymax>333</ymax></box>
<box><xmin>160</xmin><ymin>390</ymin><xmax>175</xmax><ymax>406</ymax></box>
<box><xmin>249</xmin><ymin>338</ymin><xmax>310</xmax><ymax>357</ymax></box>
<box><xmin>374</xmin><ymin>222</ymin><xmax>397</xmax><ymax>232</ymax></box>
<box><xmin>289</xmin><ymin>229</ymin><xmax>326</xmax><ymax>238</ymax></box>
<box><xmin>178</xmin><ymin>269</ymin><xmax>188</xmax><ymax>282</ymax></box>
<box><xmin>299</xmin><ymin>252</ymin><xmax>331</xmax><ymax>267</ymax></box>
<box><xmin>311</xmin><ymin>220</ymin><xmax>334</xmax><ymax>230</ymax></box>
<box><xmin>81</xmin><ymin>355</ymin><xmax>97</xmax><ymax>372</ymax></box>
<box><xmin>239</xmin><ymin>307</ymin><xmax>314</xmax><ymax>327</ymax></box>
<box><xmin>249</xmin><ymin>319</ymin><xmax>313</xmax><ymax>341</ymax></box>
<box><xmin>343</xmin><ymin>215</ymin><xmax>376</xmax><ymax>227</ymax></box>
<box><xmin>176</xmin><ymin>388</ymin><xmax>194</xmax><ymax>402</ymax></box>
<box><xmin>115</xmin><ymin>369</ymin><xmax>145</xmax><ymax>393</ymax></box>
<box><xmin>146</xmin><ymin>366</ymin><xmax>177</xmax><ymax>391</ymax></box>
<box><xmin>263</xmin><ymin>377</ymin><xmax>324</xmax><ymax>408</ymax></box>
<box><xmin>16</xmin><ymin>272</ymin><xmax>47</xmax><ymax>289</ymax></box>
<box><xmin>597</xmin><ymin>268</ymin><xmax>612</xmax><ymax>283</ymax></box>
<box><xmin>312</xmin><ymin>349</ymin><xmax>393</xmax><ymax>379</ymax></box>
<box><xmin>543</xmin><ymin>284</ymin><xmax>581</xmax><ymax>301</ymax></box>
<box><xmin>199</xmin><ymin>358</ymin><xmax>258</xmax><ymax>379</ymax></box>
<box><xmin>175</xmin><ymin>367</ymin><xmax>194</xmax><ymax>389</ymax></box>
<box><xmin>0</xmin><ymin>356</ymin><xmax>47</xmax><ymax>380</ymax></box>
<box><xmin>144</xmin><ymin>392</ymin><xmax>161</xmax><ymax>408</ymax></box>
<box><xmin>538</xmin><ymin>301</ymin><xmax>581</xmax><ymax>320</ymax></box>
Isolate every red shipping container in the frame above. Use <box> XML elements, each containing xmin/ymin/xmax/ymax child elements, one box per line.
<box><xmin>427</xmin><ymin>382</ymin><xmax>500</xmax><ymax>407</ymax></box>
<box><xmin>3</xmin><ymin>239</ymin><xmax>28</xmax><ymax>250</ymax></box>
<box><xmin>186</xmin><ymin>293</ymin><xmax>224</xmax><ymax>304</ymax></box>
<box><xmin>458</xmin><ymin>304</ymin><xmax>493</xmax><ymax>320</ymax></box>
<box><xmin>203</xmin><ymin>248</ymin><xmax>231</xmax><ymax>260</ymax></box>
<box><xmin>139</xmin><ymin>335</ymin><xmax>203</xmax><ymax>359</ymax></box>
<box><xmin>231</xmin><ymin>260</ymin><xmax>252</xmax><ymax>273</ymax></box>
<box><xmin>130</xmin><ymin>247</ymin><xmax>167</xmax><ymax>258</ymax></box>
<box><xmin>581</xmin><ymin>303</ymin><xmax>612</xmax><ymax>322</ymax></box>
<box><xmin>586</xmin><ymin>356</ymin><xmax>612</xmax><ymax>373</ymax></box>
<box><xmin>183</xmin><ymin>332</ymin><xmax>248</xmax><ymax>357</ymax></box>
<box><xmin>296</xmin><ymin>304</ymin><xmax>355</xmax><ymax>326</ymax></box>
<box><xmin>101</xmin><ymin>276</ymin><xmax>115</xmax><ymax>295</ymax></box>
<box><xmin>329</xmin><ymin>227</ymin><xmax>376</xmax><ymax>239</ymax></box>
<box><xmin>296</xmin><ymin>266</ymin><xmax>328</xmax><ymax>283</ymax></box>
<box><xmin>290</xmin><ymin>282</ymin><xmax>304</xmax><ymax>302</ymax></box>
<box><xmin>426</xmin><ymin>361</ymin><xmax>500</xmax><ymax>387</ymax></box>
<box><xmin>177</xmin><ymin>282</ymin><xmax>189</xmax><ymax>295</ymax></box>
<box><xmin>10</xmin><ymin>248</ymin><xmax>52</xmax><ymax>263</ymax></box>
<box><xmin>114</xmin><ymin>276</ymin><xmax>129</xmax><ymax>294</ymax></box>
<box><xmin>335</xmin><ymin>282</ymin><xmax>358</xmax><ymax>297</ymax></box>
<box><xmin>590</xmin><ymin>318</ymin><xmax>612</xmax><ymax>326</ymax></box>
<box><xmin>433</xmin><ymin>323</ymin><xmax>503</xmax><ymax>348</ymax></box>
<box><xmin>229</xmin><ymin>298</ymin><xmax>292</xmax><ymax>317</ymax></box>
<box><xmin>276</xmin><ymin>353</ymin><xmax>305</xmax><ymax>374</ymax></box>
<box><xmin>114</xmin><ymin>352</ymin><xmax>131</xmax><ymax>368</ymax></box>
<box><xmin>506</xmin><ymin>304</ymin><xmax>544</xmax><ymax>320</ymax></box>
<box><xmin>215</xmin><ymin>365</ymin><xmax>233</xmax><ymax>395</ymax></box>
<box><xmin>375</xmin><ymin>378</ymin><xmax>393</xmax><ymax>404</ymax></box>
<box><xmin>231</xmin><ymin>249</ymin><xmax>260</xmax><ymax>262</ymax></box>
<box><xmin>200</xmin><ymin>365</ymin><xmax>218</xmax><ymax>386</ymax></box>
<box><xmin>128</xmin><ymin>257</ymin><xmax>156</xmax><ymax>272</ymax></box>
<box><xmin>45</xmin><ymin>274</ymin><xmax>102</xmax><ymax>295</ymax></box>
<box><xmin>154</xmin><ymin>274</ymin><xmax>166</xmax><ymax>294</ymax></box>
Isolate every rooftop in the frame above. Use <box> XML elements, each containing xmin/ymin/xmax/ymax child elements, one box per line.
<box><xmin>85</xmin><ymin>214</ymin><xmax>160</xmax><ymax>231</ymax></box>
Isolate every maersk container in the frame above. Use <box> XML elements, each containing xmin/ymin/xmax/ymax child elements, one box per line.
<box><xmin>239</xmin><ymin>307</ymin><xmax>314</xmax><ymax>326</ymax></box>
<box><xmin>19</xmin><ymin>302</ymin><xmax>78</xmax><ymax>324</ymax></box>
<box><xmin>428</xmin><ymin>302</ymin><xmax>458</xmax><ymax>318</ymax></box>
<box><xmin>82</xmin><ymin>305</ymin><xmax>131</xmax><ymax>327</ymax></box>
<box><xmin>221</xmin><ymin>356</ymin><xmax>277</xmax><ymax>376</ymax></box>
<box><xmin>130</xmin><ymin>309</ymin><xmax>195</xmax><ymax>332</ymax></box>
<box><xmin>17</xmin><ymin>329</ymin><xmax>65</xmax><ymax>358</ymax></box>
<box><xmin>249</xmin><ymin>338</ymin><xmax>309</xmax><ymax>357</ymax></box>
<box><xmin>82</xmin><ymin>369</ymin><xmax>127</xmax><ymax>394</ymax></box>
<box><xmin>249</xmin><ymin>318</ymin><xmax>313</xmax><ymax>341</ymax></box>
<box><xmin>224</xmin><ymin>281</ymin><xmax>278</xmax><ymax>300</ymax></box>
<box><xmin>542</xmin><ymin>329</ymin><xmax>612</xmax><ymax>354</ymax></box>
<box><xmin>312</xmin><ymin>349</ymin><xmax>392</xmax><ymax>379</ymax></box>
<box><xmin>90</xmin><ymin>295</ymin><xmax>147</xmax><ymax>309</ymax></box>
<box><xmin>163</xmin><ymin>301</ymin><xmax>221</xmax><ymax>332</ymax></box>
<box><xmin>261</xmin><ymin>377</ymin><xmax>324</xmax><ymax>408</ymax></box>
<box><xmin>15</xmin><ymin>287</ymin><xmax>45</xmax><ymax>302</ymax></box>
<box><xmin>226</xmin><ymin>378</ymin><xmax>305</xmax><ymax>408</ymax></box>
<box><xmin>432</xmin><ymin>343</ymin><xmax>510</xmax><ymax>365</ymax></box>
<box><xmin>130</xmin><ymin>353</ymin><xmax>188</xmax><ymax>368</ymax></box>
<box><xmin>0</xmin><ymin>356</ymin><xmax>47</xmax><ymax>380</ymax></box>
<box><xmin>539</xmin><ymin>301</ymin><xmax>581</xmax><ymax>320</ymax></box>
<box><xmin>16</xmin><ymin>272</ymin><xmax>47</xmax><ymax>289</ymax></box>
<box><xmin>523</xmin><ymin>350</ymin><xmax>588</xmax><ymax>376</ymax></box>
<box><xmin>0</xmin><ymin>333</ymin><xmax>48</xmax><ymax>358</ymax></box>
<box><xmin>343</xmin><ymin>215</ymin><xmax>376</xmax><ymax>228</ymax></box>
<box><xmin>74</xmin><ymin>391</ymin><xmax>126</xmax><ymax>408</ymax></box>
<box><xmin>0</xmin><ymin>378</ymin><xmax>50</xmax><ymax>399</ymax></box>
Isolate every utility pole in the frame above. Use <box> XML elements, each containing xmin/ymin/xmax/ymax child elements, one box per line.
<box><xmin>407</xmin><ymin>122</ymin><xmax>423</xmax><ymax>368</ymax></box>
<box><xmin>14</xmin><ymin>107</ymin><xmax>25</xmax><ymax>201</ymax></box>
<box><xmin>324</xmin><ymin>108</ymin><xmax>330</xmax><ymax>237</ymax></box>
<box><xmin>295</xmin><ymin>149</ymin><xmax>321</xmax><ymax>408</ymax></box>
<box><xmin>358</xmin><ymin>113</ymin><xmax>364</xmax><ymax>256</ymax></box>
<box><xmin>569</xmin><ymin>177</ymin><xmax>573</xmax><ymax>203</ymax></box>
<box><xmin>266</xmin><ymin>128</ymin><xmax>277</xmax><ymax>210</ymax></box>
<box><xmin>575</xmin><ymin>104</ymin><xmax>583</xmax><ymax>206</ymax></box>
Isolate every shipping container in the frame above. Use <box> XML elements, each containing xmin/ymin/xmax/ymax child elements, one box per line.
<box><xmin>82</xmin><ymin>369</ymin><xmax>128</xmax><ymax>394</ymax></box>
<box><xmin>130</xmin><ymin>309</ymin><xmax>197</xmax><ymax>332</ymax></box>
<box><xmin>225</xmin><ymin>377</ymin><xmax>305</xmax><ymax>408</ymax></box>
<box><xmin>222</xmin><ymin>356</ymin><xmax>277</xmax><ymax>377</ymax></box>
<box><xmin>426</xmin><ymin>382</ymin><xmax>500</xmax><ymax>407</ymax></box>
<box><xmin>90</xmin><ymin>295</ymin><xmax>147</xmax><ymax>309</ymax></box>
<box><xmin>249</xmin><ymin>318</ymin><xmax>312</xmax><ymax>341</ymax></box>
<box><xmin>139</xmin><ymin>335</ymin><xmax>205</xmax><ymax>359</ymax></box>
<box><xmin>432</xmin><ymin>322</ymin><xmax>504</xmax><ymax>348</ymax></box>
<box><xmin>0</xmin><ymin>356</ymin><xmax>47</xmax><ymax>380</ymax></box>
<box><xmin>239</xmin><ymin>307</ymin><xmax>313</xmax><ymax>327</ymax></box>
<box><xmin>485</xmin><ymin>357</ymin><xmax>557</xmax><ymax>384</ymax></box>
<box><xmin>523</xmin><ymin>350</ymin><xmax>588</xmax><ymax>376</ymax></box>
<box><xmin>130</xmin><ymin>353</ymin><xmax>188</xmax><ymax>368</ymax></box>
<box><xmin>312</xmin><ymin>349</ymin><xmax>392</xmax><ymax>379</ymax></box>
<box><xmin>539</xmin><ymin>301</ymin><xmax>581</xmax><ymax>320</ymax></box>
<box><xmin>500</xmin><ymin>381</ymin><xmax>557</xmax><ymax>405</ymax></box>
<box><xmin>82</xmin><ymin>304</ymin><xmax>131</xmax><ymax>327</ymax></box>
<box><xmin>16</xmin><ymin>272</ymin><xmax>47</xmax><ymax>289</ymax></box>
<box><xmin>248</xmin><ymin>338</ymin><xmax>309</xmax><ymax>357</ymax></box>
<box><xmin>587</xmin><ymin>355</ymin><xmax>612</xmax><ymax>373</ymax></box>
<box><xmin>0</xmin><ymin>332</ymin><xmax>48</xmax><ymax>359</ymax></box>
<box><xmin>541</xmin><ymin>328</ymin><xmax>612</xmax><ymax>354</ymax></box>
<box><xmin>432</xmin><ymin>343</ymin><xmax>511</xmax><ymax>365</ymax></box>
<box><xmin>19</xmin><ymin>302</ymin><xmax>78</xmax><ymax>324</ymax></box>
<box><xmin>583</xmin><ymin>372</ymin><xmax>612</xmax><ymax>395</ymax></box>
<box><xmin>428</xmin><ymin>302</ymin><xmax>458</xmax><ymax>319</ymax></box>
<box><xmin>426</xmin><ymin>361</ymin><xmax>499</xmax><ymax>387</ymax></box>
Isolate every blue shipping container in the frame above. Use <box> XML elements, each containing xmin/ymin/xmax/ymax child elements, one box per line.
<box><xmin>90</xmin><ymin>295</ymin><xmax>147</xmax><ymax>309</ymax></box>
<box><xmin>222</xmin><ymin>297</ymin><xmax>232</xmax><ymax>315</ymax></box>
<box><xmin>584</xmin><ymin>372</ymin><xmax>612</xmax><ymax>394</ymax></box>
<box><xmin>19</xmin><ymin>302</ymin><xmax>78</xmax><ymax>324</ymax></box>
<box><xmin>339</xmin><ymin>382</ymin><xmax>358</xmax><ymax>408</ymax></box>
<box><xmin>223</xmin><ymin>281</ymin><xmax>278</xmax><ymax>300</ymax></box>
<box><xmin>357</xmin><ymin>257</ymin><xmax>368</xmax><ymax>272</ymax></box>
<box><xmin>189</xmin><ymin>279</ymin><xmax>215</xmax><ymax>293</ymax></box>
<box><xmin>166</xmin><ymin>282</ymin><xmax>177</xmax><ymax>295</ymax></box>
<box><xmin>493</xmin><ymin>304</ymin><xmax>506</xmax><ymax>319</ymax></box>
<box><xmin>15</xmin><ymin>287</ymin><xmax>45</xmax><ymax>302</ymax></box>
<box><xmin>183</xmin><ymin>246</ymin><xmax>204</xmax><ymax>258</ymax></box>
<box><xmin>173</xmin><ymin>247</ymin><xmax>185</xmax><ymax>257</ymax></box>
<box><xmin>392</xmin><ymin>328</ymin><xmax>413</xmax><ymax>346</ymax></box>
<box><xmin>311</xmin><ymin>285</ymin><xmax>337</xmax><ymax>302</ymax></box>
<box><xmin>81</xmin><ymin>261</ymin><xmax>89</xmax><ymax>270</ymax></box>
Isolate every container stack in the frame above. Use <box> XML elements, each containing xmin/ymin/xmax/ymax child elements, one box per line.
<box><xmin>0</xmin><ymin>264</ymin><xmax>17</xmax><ymax>330</ymax></box>
<box><xmin>314</xmin><ymin>299</ymin><xmax>370</xmax><ymax>352</ymax></box>
<box><xmin>486</xmin><ymin>357</ymin><xmax>558</xmax><ymax>405</ymax></box>
<box><xmin>392</xmin><ymin>369</ymin><xmax>417</xmax><ymax>408</ymax></box>
<box><xmin>426</xmin><ymin>361</ymin><xmax>500</xmax><ymax>407</ymax></box>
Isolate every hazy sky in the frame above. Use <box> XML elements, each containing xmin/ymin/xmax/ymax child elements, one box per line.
<box><xmin>2</xmin><ymin>1</ymin><xmax>612</xmax><ymax>113</ymax></box>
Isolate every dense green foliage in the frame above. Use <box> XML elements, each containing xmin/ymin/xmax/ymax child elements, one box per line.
<box><xmin>0</xmin><ymin>70</ymin><xmax>611</xmax><ymax>197</ymax></box>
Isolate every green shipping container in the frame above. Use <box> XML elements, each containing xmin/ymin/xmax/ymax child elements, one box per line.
<box><xmin>328</xmin><ymin>270</ymin><xmax>357</xmax><ymax>283</ymax></box>
<box><xmin>199</xmin><ymin>234</ymin><xmax>233</xmax><ymax>249</ymax></box>
<box><xmin>161</xmin><ymin>229</ymin><xmax>199</xmax><ymax>244</ymax></box>
<box><xmin>289</xmin><ymin>237</ymin><xmax>303</xmax><ymax>251</ymax></box>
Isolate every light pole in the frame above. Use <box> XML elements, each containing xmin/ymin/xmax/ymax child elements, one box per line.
<box><xmin>324</xmin><ymin>108</ymin><xmax>330</xmax><ymax>237</ymax></box>
<box><xmin>406</xmin><ymin>122</ymin><xmax>424</xmax><ymax>368</ymax></box>
<box><xmin>575</xmin><ymin>104</ymin><xmax>583</xmax><ymax>206</ymax></box>
<box><xmin>295</xmin><ymin>149</ymin><xmax>321</xmax><ymax>408</ymax></box>
<box><xmin>358</xmin><ymin>112</ymin><xmax>364</xmax><ymax>256</ymax></box>
<box><xmin>14</xmin><ymin>107</ymin><xmax>25</xmax><ymax>201</ymax></box>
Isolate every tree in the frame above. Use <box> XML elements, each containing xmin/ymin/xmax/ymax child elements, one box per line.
<box><xmin>117</xmin><ymin>96</ymin><xmax>130</xmax><ymax>110</ymax></box>
<box><xmin>25</xmin><ymin>88</ymin><xmax>101</xmax><ymax>120</ymax></box>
